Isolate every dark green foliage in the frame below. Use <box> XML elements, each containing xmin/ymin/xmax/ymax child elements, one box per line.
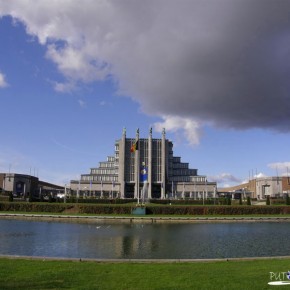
<box><xmin>227</xmin><ymin>197</ymin><xmax>232</xmax><ymax>205</ymax></box>
<box><xmin>286</xmin><ymin>194</ymin><xmax>290</xmax><ymax>205</ymax></box>
<box><xmin>149</xmin><ymin>199</ymin><xmax>215</xmax><ymax>205</ymax></box>
<box><xmin>146</xmin><ymin>205</ymin><xmax>290</xmax><ymax>215</ymax></box>
<box><xmin>65</xmin><ymin>198</ymin><xmax>137</xmax><ymax>204</ymax></box>
<box><xmin>0</xmin><ymin>202</ymin><xmax>70</xmax><ymax>213</ymax></box>
<box><xmin>77</xmin><ymin>204</ymin><xmax>132</xmax><ymax>214</ymax></box>
<box><xmin>239</xmin><ymin>196</ymin><xmax>242</xmax><ymax>205</ymax></box>
<box><xmin>247</xmin><ymin>196</ymin><xmax>251</xmax><ymax>205</ymax></box>
<box><xmin>28</xmin><ymin>192</ymin><xmax>33</xmax><ymax>203</ymax></box>
<box><xmin>0</xmin><ymin>191</ymin><xmax>10</xmax><ymax>202</ymax></box>
<box><xmin>270</xmin><ymin>199</ymin><xmax>285</xmax><ymax>205</ymax></box>
<box><xmin>8</xmin><ymin>192</ymin><xmax>13</xmax><ymax>202</ymax></box>
<box><xmin>217</xmin><ymin>197</ymin><xmax>228</xmax><ymax>205</ymax></box>
<box><xmin>1</xmin><ymin>202</ymin><xmax>290</xmax><ymax>215</ymax></box>
<box><xmin>266</xmin><ymin>195</ymin><xmax>270</xmax><ymax>205</ymax></box>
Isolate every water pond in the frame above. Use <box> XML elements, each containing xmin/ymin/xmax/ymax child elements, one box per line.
<box><xmin>0</xmin><ymin>219</ymin><xmax>289</xmax><ymax>259</ymax></box>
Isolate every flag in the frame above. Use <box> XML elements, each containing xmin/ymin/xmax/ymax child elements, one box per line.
<box><xmin>140</xmin><ymin>165</ymin><xmax>148</xmax><ymax>182</ymax></box>
<box><xmin>130</xmin><ymin>140</ymin><xmax>139</xmax><ymax>153</ymax></box>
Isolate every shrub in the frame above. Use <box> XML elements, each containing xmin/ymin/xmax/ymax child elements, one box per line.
<box><xmin>149</xmin><ymin>199</ymin><xmax>215</xmax><ymax>205</ymax></box>
<box><xmin>146</xmin><ymin>205</ymin><xmax>290</xmax><ymax>215</ymax></box>
<box><xmin>0</xmin><ymin>202</ymin><xmax>70</xmax><ymax>213</ymax></box>
<box><xmin>1</xmin><ymin>202</ymin><xmax>290</xmax><ymax>216</ymax></box>
<box><xmin>270</xmin><ymin>199</ymin><xmax>285</xmax><ymax>205</ymax></box>
<box><xmin>247</xmin><ymin>196</ymin><xmax>251</xmax><ymax>205</ymax></box>
<box><xmin>8</xmin><ymin>192</ymin><xmax>13</xmax><ymax>202</ymax></box>
<box><xmin>65</xmin><ymin>198</ymin><xmax>137</xmax><ymax>204</ymax></box>
<box><xmin>266</xmin><ymin>196</ymin><xmax>270</xmax><ymax>205</ymax></box>
<box><xmin>286</xmin><ymin>195</ymin><xmax>290</xmax><ymax>206</ymax></box>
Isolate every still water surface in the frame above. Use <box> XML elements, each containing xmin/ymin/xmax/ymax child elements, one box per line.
<box><xmin>0</xmin><ymin>219</ymin><xmax>290</xmax><ymax>259</ymax></box>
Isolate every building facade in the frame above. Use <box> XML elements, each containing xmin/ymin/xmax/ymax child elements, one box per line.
<box><xmin>70</xmin><ymin>129</ymin><xmax>217</xmax><ymax>199</ymax></box>
<box><xmin>219</xmin><ymin>176</ymin><xmax>290</xmax><ymax>199</ymax></box>
<box><xmin>0</xmin><ymin>173</ymin><xmax>64</xmax><ymax>198</ymax></box>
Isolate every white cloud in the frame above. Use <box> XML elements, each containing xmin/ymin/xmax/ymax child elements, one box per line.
<box><xmin>254</xmin><ymin>172</ymin><xmax>267</xmax><ymax>178</ymax></box>
<box><xmin>154</xmin><ymin>115</ymin><xmax>202</xmax><ymax>146</ymax></box>
<box><xmin>53</xmin><ymin>81</ymin><xmax>76</xmax><ymax>93</ymax></box>
<box><xmin>0</xmin><ymin>71</ymin><xmax>8</xmax><ymax>88</ymax></box>
<box><xmin>46</xmin><ymin>44</ymin><xmax>109</xmax><ymax>83</ymax></box>
<box><xmin>209</xmin><ymin>173</ymin><xmax>242</xmax><ymax>184</ymax></box>
<box><xmin>268</xmin><ymin>162</ymin><xmax>290</xmax><ymax>176</ymax></box>
<box><xmin>78</xmin><ymin>99</ymin><xmax>86</xmax><ymax>108</ymax></box>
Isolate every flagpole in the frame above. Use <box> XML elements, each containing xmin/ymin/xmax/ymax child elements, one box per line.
<box><xmin>90</xmin><ymin>180</ymin><xmax>92</xmax><ymax>198</ymax></box>
<box><xmin>136</xmin><ymin>129</ymin><xmax>140</xmax><ymax>204</ymax></box>
<box><xmin>137</xmin><ymin>147</ymin><xmax>140</xmax><ymax>205</ymax></box>
<box><xmin>78</xmin><ymin>177</ymin><xmax>80</xmax><ymax>200</ymax></box>
<box><xmin>131</xmin><ymin>129</ymin><xmax>140</xmax><ymax>204</ymax></box>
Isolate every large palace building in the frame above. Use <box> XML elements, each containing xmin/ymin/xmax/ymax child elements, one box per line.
<box><xmin>70</xmin><ymin>129</ymin><xmax>217</xmax><ymax>199</ymax></box>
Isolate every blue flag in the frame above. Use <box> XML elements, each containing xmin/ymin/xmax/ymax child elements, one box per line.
<box><xmin>140</xmin><ymin>165</ymin><xmax>148</xmax><ymax>182</ymax></box>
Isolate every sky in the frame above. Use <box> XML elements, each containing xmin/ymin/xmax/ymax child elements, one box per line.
<box><xmin>0</xmin><ymin>0</ymin><xmax>290</xmax><ymax>188</ymax></box>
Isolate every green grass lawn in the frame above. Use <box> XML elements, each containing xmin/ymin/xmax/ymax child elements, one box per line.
<box><xmin>0</xmin><ymin>257</ymin><xmax>289</xmax><ymax>289</ymax></box>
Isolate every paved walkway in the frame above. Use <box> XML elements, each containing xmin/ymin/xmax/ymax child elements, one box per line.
<box><xmin>1</xmin><ymin>254</ymin><xmax>290</xmax><ymax>263</ymax></box>
<box><xmin>1</xmin><ymin>213</ymin><xmax>290</xmax><ymax>223</ymax></box>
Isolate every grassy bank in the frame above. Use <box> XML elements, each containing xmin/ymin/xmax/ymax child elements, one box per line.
<box><xmin>0</xmin><ymin>257</ymin><xmax>288</xmax><ymax>289</ymax></box>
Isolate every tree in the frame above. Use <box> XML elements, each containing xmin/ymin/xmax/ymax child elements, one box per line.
<box><xmin>266</xmin><ymin>195</ymin><xmax>270</xmax><ymax>205</ymax></box>
<box><xmin>286</xmin><ymin>194</ymin><xmax>290</xmax><ymax>205</ymax></box>
<box><xmin>239</xmin><ymin>195</ymin><xmax>242</xmax><ymax>205</ymax></box>
<box><xmin>8</xmin><ymin>192</ymin><xmax>13</xmax><ymax>202</ymax></box>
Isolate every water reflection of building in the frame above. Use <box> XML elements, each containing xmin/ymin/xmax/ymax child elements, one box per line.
<box><xmin>0</xmin><ymin>173</ymin><xmax>64</xmax><ymax>198</ymax></box>
<box><xmin>219</xmin><ymin>176</ymin><xmax>290</xmax><ymax>199</ymax></box>
<box><xmin>70</xmin><ymin>128</ymin><xmax>217</xmax><ymax>199</ymax></box>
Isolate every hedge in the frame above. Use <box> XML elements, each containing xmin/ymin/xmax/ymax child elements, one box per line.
<box><xmin>146</xmin><ymin>205</ymin><xmax>290</xmax><ymax>215</ymax></box>
<box><xmin>2</xmin><ymin>202</ymin><xmax>290</xmax><ymax>215</ymax></box>
<box><xmin>65</xmin><ymin>198</ymin><xmax>137</xmax><ymax>204</ymax></box>
<box><xmin>0</xmin><ymin>202</ymin><xmax>72</xmax><ymax>213</ymax></box>
<box><xmin>78</xmin><ymin>204</ymin><xmax>132</xmax><ymax>215</ymax></box>
<box><xmin>149</xmin><ymin>199</ymin><xmax>216</xmax><ymax>205</ymax></box>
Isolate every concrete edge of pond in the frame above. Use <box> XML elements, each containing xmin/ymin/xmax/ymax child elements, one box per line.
<box><xmin>1</xmin><ymin>254</ymin><xmax>290</xmax><ymax>263</ymax></box>
<box><xmin>1</xmin><ymin>213</ymin><xmax>290</xmax><ymax>223</ymax></box>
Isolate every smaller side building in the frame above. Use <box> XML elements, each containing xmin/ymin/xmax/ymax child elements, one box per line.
<box><xmin>219</xmin><ymin>176</ymin><xmax>290</xmax><ymax>199</ymax></box>
<box><xmin>0</xmin><ymin>173</ymin><xmax>64</xmax><ymax>199</ymax></box>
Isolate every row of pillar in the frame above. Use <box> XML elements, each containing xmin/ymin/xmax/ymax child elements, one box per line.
<box><xmin>119</xmin><ymin>128</ymin><xmax>166</xmax><ymax>199</ymax></box>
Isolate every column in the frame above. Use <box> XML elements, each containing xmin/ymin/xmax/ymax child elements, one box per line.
<box><xmin>148</xmin><ymin>128</ymin><xmax>152</xmax><ymax>199</ymax></box>
<box><xmin>119</xmin><ymin>128</ymin><xmax>126</xmax><ymax>198</ymax></box>
<box><xmin>134</xmin><ymin>129</ymin><xmax>140</xmax><ymax>199</ymax></box>
<box><xmin>161</xmin><ymin>128</ymin><xmax>166</xmax><ymax>199</ymax></box>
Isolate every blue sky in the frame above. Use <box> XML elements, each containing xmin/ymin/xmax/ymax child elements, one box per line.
<box><xmin>0</xmin><ymin>1</ymin><xmax>290</xmax><ymax>188</ymax></box>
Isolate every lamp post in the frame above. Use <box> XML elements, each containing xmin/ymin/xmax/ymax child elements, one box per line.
<box><xmin>64</xmin><ymin>184</ymin><xmax>67</xmax><ymax>203</ymax></box>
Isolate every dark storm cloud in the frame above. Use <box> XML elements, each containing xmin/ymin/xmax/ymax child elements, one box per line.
<box><xmin>1</xmin><ymin>0</ymin><xmax>290</xmax><ymax>132</ymax></box>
